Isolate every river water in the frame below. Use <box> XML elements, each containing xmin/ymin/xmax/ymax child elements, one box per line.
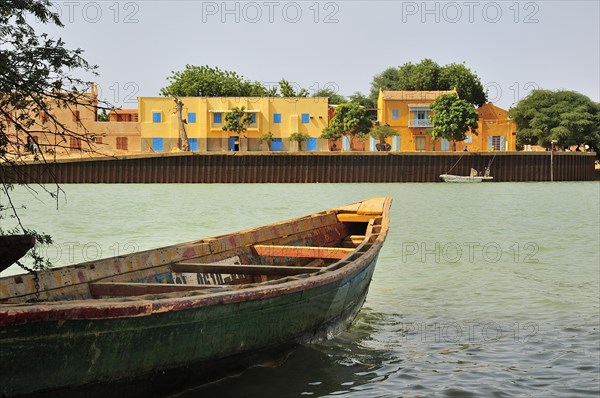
<box><xmin>2</xmin><ymin>183</ymin><xmax>599</xmax><ymax>397</ymax></box>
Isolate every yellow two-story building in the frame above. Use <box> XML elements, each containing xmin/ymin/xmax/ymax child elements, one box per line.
<box><xmin>377</xmin><ymin>89</ymin><xmax>516</xmax><ymax>151</ymax></box>
<box><xmin>138</xmin><ymin>97</ymin><xmax>329</xmax><ymax>152</ymax></box>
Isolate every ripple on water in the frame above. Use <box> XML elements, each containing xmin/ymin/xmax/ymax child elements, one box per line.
<box><xmin>5</xmin><ymin>182</ymin><xmax>599</xmax><ymax>397</ymax></box>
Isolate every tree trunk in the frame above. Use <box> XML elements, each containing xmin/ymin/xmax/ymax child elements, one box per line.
<box><xmin>174</xmin><ymin>98</ymin><xmax>190</xmax><ymax>151</ymax></box>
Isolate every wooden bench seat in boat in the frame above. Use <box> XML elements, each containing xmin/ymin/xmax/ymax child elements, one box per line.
<box><xmin>251</xmin><ymin>245</ymin><xmax>354</xmax><ymax>259</ymax></box>
<box><xmin>172</xmin><ymin>263</ymin><xmax>323</xmax><ymax>276</ymax></box>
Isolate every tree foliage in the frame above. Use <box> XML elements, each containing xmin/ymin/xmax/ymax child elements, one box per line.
<box><xmin>348</xmin><ymin>92</ymin><xmax>376</xmax><ymax>109</ymax></box>
<box><xmin>160</xmin><ymin>66</ymin><xmax>311</xmax><ymax>99</ymax></box>
<box><xmin>277</xmin><ymin>79</ymin><xmax>308</xmax><ymax>97</ymax></box>
<box><xmin>508</xmin><ymin>89</ymin><xmax>600</xmax><ymax>151</ymax></box>
<box><xmin>160</xmin><ymin>65</ymin><xmax>267</xmax><ymax>97</ymax></box>
<box><xmin>97</xmin><ymin>109</ymin><xmax>109</xmax><ymax>122</ymax></box>
<box><xmin>313</xmin><ymin>88</ymin><xmax>345</xmax><ymax>105</ymax></box>
<box><xmin>222</xmin><ymin>107</ymin><xmax>253</xmax><ymax>137</ymax></box>
<box><xmin>321</xmin><ymin>103</ymin><xmax>372</xmax><ymax>141</ymax></box>
<box><xmin>369</xmin><ymin>59</ymin><xmax>487</xmax><ymax>106</ymax></box>
<box><xmin>370</xmin><ymin>125</ymin><xmax>398</xmax><ymax>144</ymax></box>
<box><xmin>348</xmin><ymin>92</ymin><xmax>377</xmax><ymax>120</ymax></box>
<box><xmin>1</xmin><ymin>0</ymin><xmax>105</xmax><ymax>269</ymax></box>
<box><xmin>430</xmin><ymin>93</ymin><xmax>479</xmax><ymax>145</ymax></box>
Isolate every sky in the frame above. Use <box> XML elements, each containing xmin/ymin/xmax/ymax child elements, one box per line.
<box><xmin>34</xmin><ymin>0</ymin><xmax>600</xmax><ymax>110</ymax></box>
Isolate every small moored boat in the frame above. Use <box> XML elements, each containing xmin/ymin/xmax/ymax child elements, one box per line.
<box><xmin>440</xmin><ymin>168</ymin><xmax>493</xmax><ymax>183</ymax></box>
<box><xmin>0</xmin><ymin>198</ymin><xmax>392</xmax><ymax>397</ymax></box>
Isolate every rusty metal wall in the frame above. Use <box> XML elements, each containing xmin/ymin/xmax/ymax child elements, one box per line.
<box><xmin>4</xmin><ymin>152</ymin><xmax>596</xmax><ymax>184</ymax></box>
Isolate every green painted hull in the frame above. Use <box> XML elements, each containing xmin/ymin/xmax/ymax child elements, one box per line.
<box><xmin>0</xmin><ymin>254</ymin><xmax>379</xmax><ymax>397</ymax></box>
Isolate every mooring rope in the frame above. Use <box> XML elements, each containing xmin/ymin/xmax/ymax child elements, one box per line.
<box><xmin>446</xmin><ymin>151</ymin><xmax>466</xmax><ymax>174</ymax></box>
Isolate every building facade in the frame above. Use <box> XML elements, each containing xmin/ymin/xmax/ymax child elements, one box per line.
<box><xmin>138</xmin><ymin>97</ymin><xmax>330</xmax><ymax>152</ymax></box>
<box><xmin>474</xmin><ymin>102</ymin><xmax>517</xmax><ymax>152</ymax></box>
<box><xmin>5</xmin><ymin>84</ymin><xmax>140</xmax><ymax>155</ymax></box>
<box><xmin>377</xmin><ymin>90</ymin><xmax>516</xmax><ymax>152</ymax></box>
<box><xmin>5</xmin><ymin>84</ymin><xmax>516</xmax><ymax>156</ymax></box>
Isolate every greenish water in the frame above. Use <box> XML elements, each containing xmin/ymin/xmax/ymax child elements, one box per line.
<box><xmin>2</xmin><ymin>183</ymin><xmax>599</xmax><ymax>397</ymax></box>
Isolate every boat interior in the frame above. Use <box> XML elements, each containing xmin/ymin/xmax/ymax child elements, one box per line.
<box><xmin>0</xmin><ymin>198</ymin><xmax>390</xmax><ymax>304</ymax></box>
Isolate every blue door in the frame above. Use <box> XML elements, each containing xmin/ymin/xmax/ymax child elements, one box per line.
<box><xmin>369</xmin><ymin>136</ymin><xmax>377</xmax><ymax>152</ymax></box>
<box><xmin>271</xmin><ymin>138</ymin><xmax>282</xmax><ymax>151</ymax></box>
<box><xmin>229</xmin><ymin>136</ymin><xmax>236</xmax><ymax>151</ymax></box>
<box><xmin>189</xmin><ymin>138</ymin><xmax>198</xmax><ymax>151</ymax></box>
<box><xmin>152</xmin><ymin>138</ymin><xmax>164</xmax><ymax>151</ymax></box>
<box><xmin>306</xmin><ymin>137</ymin><xmax>317</xmax><ymax>151</ymax></box>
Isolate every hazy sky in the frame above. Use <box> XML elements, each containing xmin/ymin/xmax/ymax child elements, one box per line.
<box><xmin>35</xmin><ymin>1</ymin><xmax>599</xmax><ymax>109</ymax></box>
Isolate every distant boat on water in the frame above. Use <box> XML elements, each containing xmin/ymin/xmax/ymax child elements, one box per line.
<box><xmin>440</xmin><ymin>168</ymin><xmax>493</xmax><ymax>183</ymax></box>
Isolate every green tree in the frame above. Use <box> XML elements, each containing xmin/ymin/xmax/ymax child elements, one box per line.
<box><xmin>438</xmin><ymin>63</ymin><xmax>487</xmax><ymax>107</ymax></box>
<box><xmin>321</xmin><ymin>103</ymin><xmax>372</xmax><ymax>147</ymax></box>
<box><xmin>369</xmin><ymin>67</ymin><xmax>403</xmax><ymax>101</ymax></box>
<box><xmin>289</xmin><ymin>132</ymin><xmax>310</xmax><ymax>151</ymax></box>
<box><xmin>97</xmin><ymin>109</ymin><xmax>109</xmax><ymax>122</ymax></box>
<box><xmin>277</xmin><ymin>79</ymin><xmax>309</xmax><ymax>97</ymax></box>
<box><xmin>430</xmin><ymin>93</ymin><xmax>479</xmax><ymax>150</ymax></box>
<box><xmin>259</xmin><ymin>131</ymin><xmax>273</xmax><ymax>150</ymax></box>
<box><xmin>313</xmin><ymin>88</ymin><xmax>345</xmax><ymax>105</ymax></box>
<box><xmin>349</xmin><ymin>92</ymin><xmax>377</xmax><ymax>120</ymax></box>
<box><xmin>508</xmin><ymin>89</ymin><xmax>600</xmax><ymax>151</ymax></box>
<box><xmin>222</xmin><ymin>107</ymin><xmax>253</xmax><ymax>138</ymax></box>
<box><xmin>369</xmin><ymin>59</ymin><xmax>487</xmax><ymax>106</ymax></box>
<box><xmin>349</xmin><ymin>92</ymin><xmax>376</xmax><ymax>109</ymax></box>
<box><xmin>370</xmin><ymin>124</ymin><xmax>398</xmax><ymax>144</ymax></box>
<box><xmin>160</xmin><ymin>65</ymin><xmax>268</xmax><ymax>97</ymax></box>
<box><xmin>1</xmin><ymin>0</ymin><xmax>105</xmax><ymax>269</ymax></box>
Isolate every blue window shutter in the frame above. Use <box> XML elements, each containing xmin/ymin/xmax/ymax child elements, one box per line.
<box><xmin>188</xmin><ymin>113</ymin><xmax>196</xmax><ymax>123</ymax></box>
<box><xmin>392</xmin><ymin>135</ymin><xmax>400</xmax><ymax>151</ymax></box>
<box><xmin>250</xmin><ymin>113</ymin><xmax>256</xmax><ymax>124</ymax></box>
<box><xmin>500</xmin><ymin>136</ymin><xmax>505</xmax><ymax>151</ymax></box>
<box><xmin>301</xmin><ymin>113</ymin><xmax>310</xmax><ymax>124</ymax></box>
<box><xmin>441</xmin><ymin>139</ymin><xmax>449</xmax><ymax>151</ymax></box>
<box><xmin>369</xmin><ymin>136</ymin><xmax>377</xmax><ymax>151</ymax></box>
<box><xmin>342</xmin><ymin>136</ymin><xmax>351</xmax><ymax>151</ymax></box>
<box><xmin>152</xmin><ymin>112</ymin><xmax>161</xmax><ymax>123</ymax></box>
<box><xmin>152</xmin><ymin>138</ymin><xmax>164</xmax><ymax>151</ymax></box>
<box><xmin>392</xmin><ymin>109</ymin><xmax>399</xmax><ymax>120</ymax></box>
<box><xmin>213</xmin><ymin>113</ymin><xmax>222</xmax><ymax>124</ymax></box>
<box><xmin>306</xmin><ymin>137</ymin><xmax>317</xmax><ymax>151</ymax></box>
<box><xmin>488</xmin><ymin>136</ymin><xmax>493</xmax><ymax>150</ymax></box>
<box><xmin>189</xmin><ymin>138</ymin><xmax>198</xmax><ymax>151</ymax></box>
<box><xmin>272</xmin><ymin>138</ymin><xmax>282</xmax><ymax>151</ymax></box>
<box><xmin>273</xmin><ymin>113</ymin><xmax>282</xmax><ymax>124</ymax></box>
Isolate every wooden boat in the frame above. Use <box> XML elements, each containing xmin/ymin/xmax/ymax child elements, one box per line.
<box><xmin>0</xmin><ymin>197</ymin><xmax>392</xmax><ymax>397</ymax></box>
<box><xmin>440</xmin><ymin>168</ymin><xmax>493</xmax><ymax>183</ymax></box>
<box><xmin>0</xmin><ymin>234</ymin><xmax>36</xmax><ymax>272</ymax></box>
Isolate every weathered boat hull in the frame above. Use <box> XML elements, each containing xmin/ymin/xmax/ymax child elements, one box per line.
<box><xmin>0</xmin><ymin>198</ymin><xmax>391</xmax><ymax>397</ymax></box>
<box><xmin>2</xmin><ymin>253</ymin><xmax>379</xmax><ymax>397</ymax></box>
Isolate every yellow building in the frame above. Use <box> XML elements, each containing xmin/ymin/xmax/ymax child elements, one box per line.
<box><xmin>474</xmin><ymin>102</ymin><xmax>517</xmax><ymax>151</ymax></box>
<box><xmin>377</xmin><ymin>90</ymin><xmax>516</xmax><ymax>152</ymax></box>
<box><xmin>138</xmin><ymin>97</ymin><xmax>329</xmax><ymax>152</ymax></box>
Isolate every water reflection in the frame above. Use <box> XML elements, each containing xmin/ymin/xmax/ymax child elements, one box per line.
<box><xmin>173</xmin><ymin>309</ymin><xmax>402</xmax><ymax>398</ymax></box>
